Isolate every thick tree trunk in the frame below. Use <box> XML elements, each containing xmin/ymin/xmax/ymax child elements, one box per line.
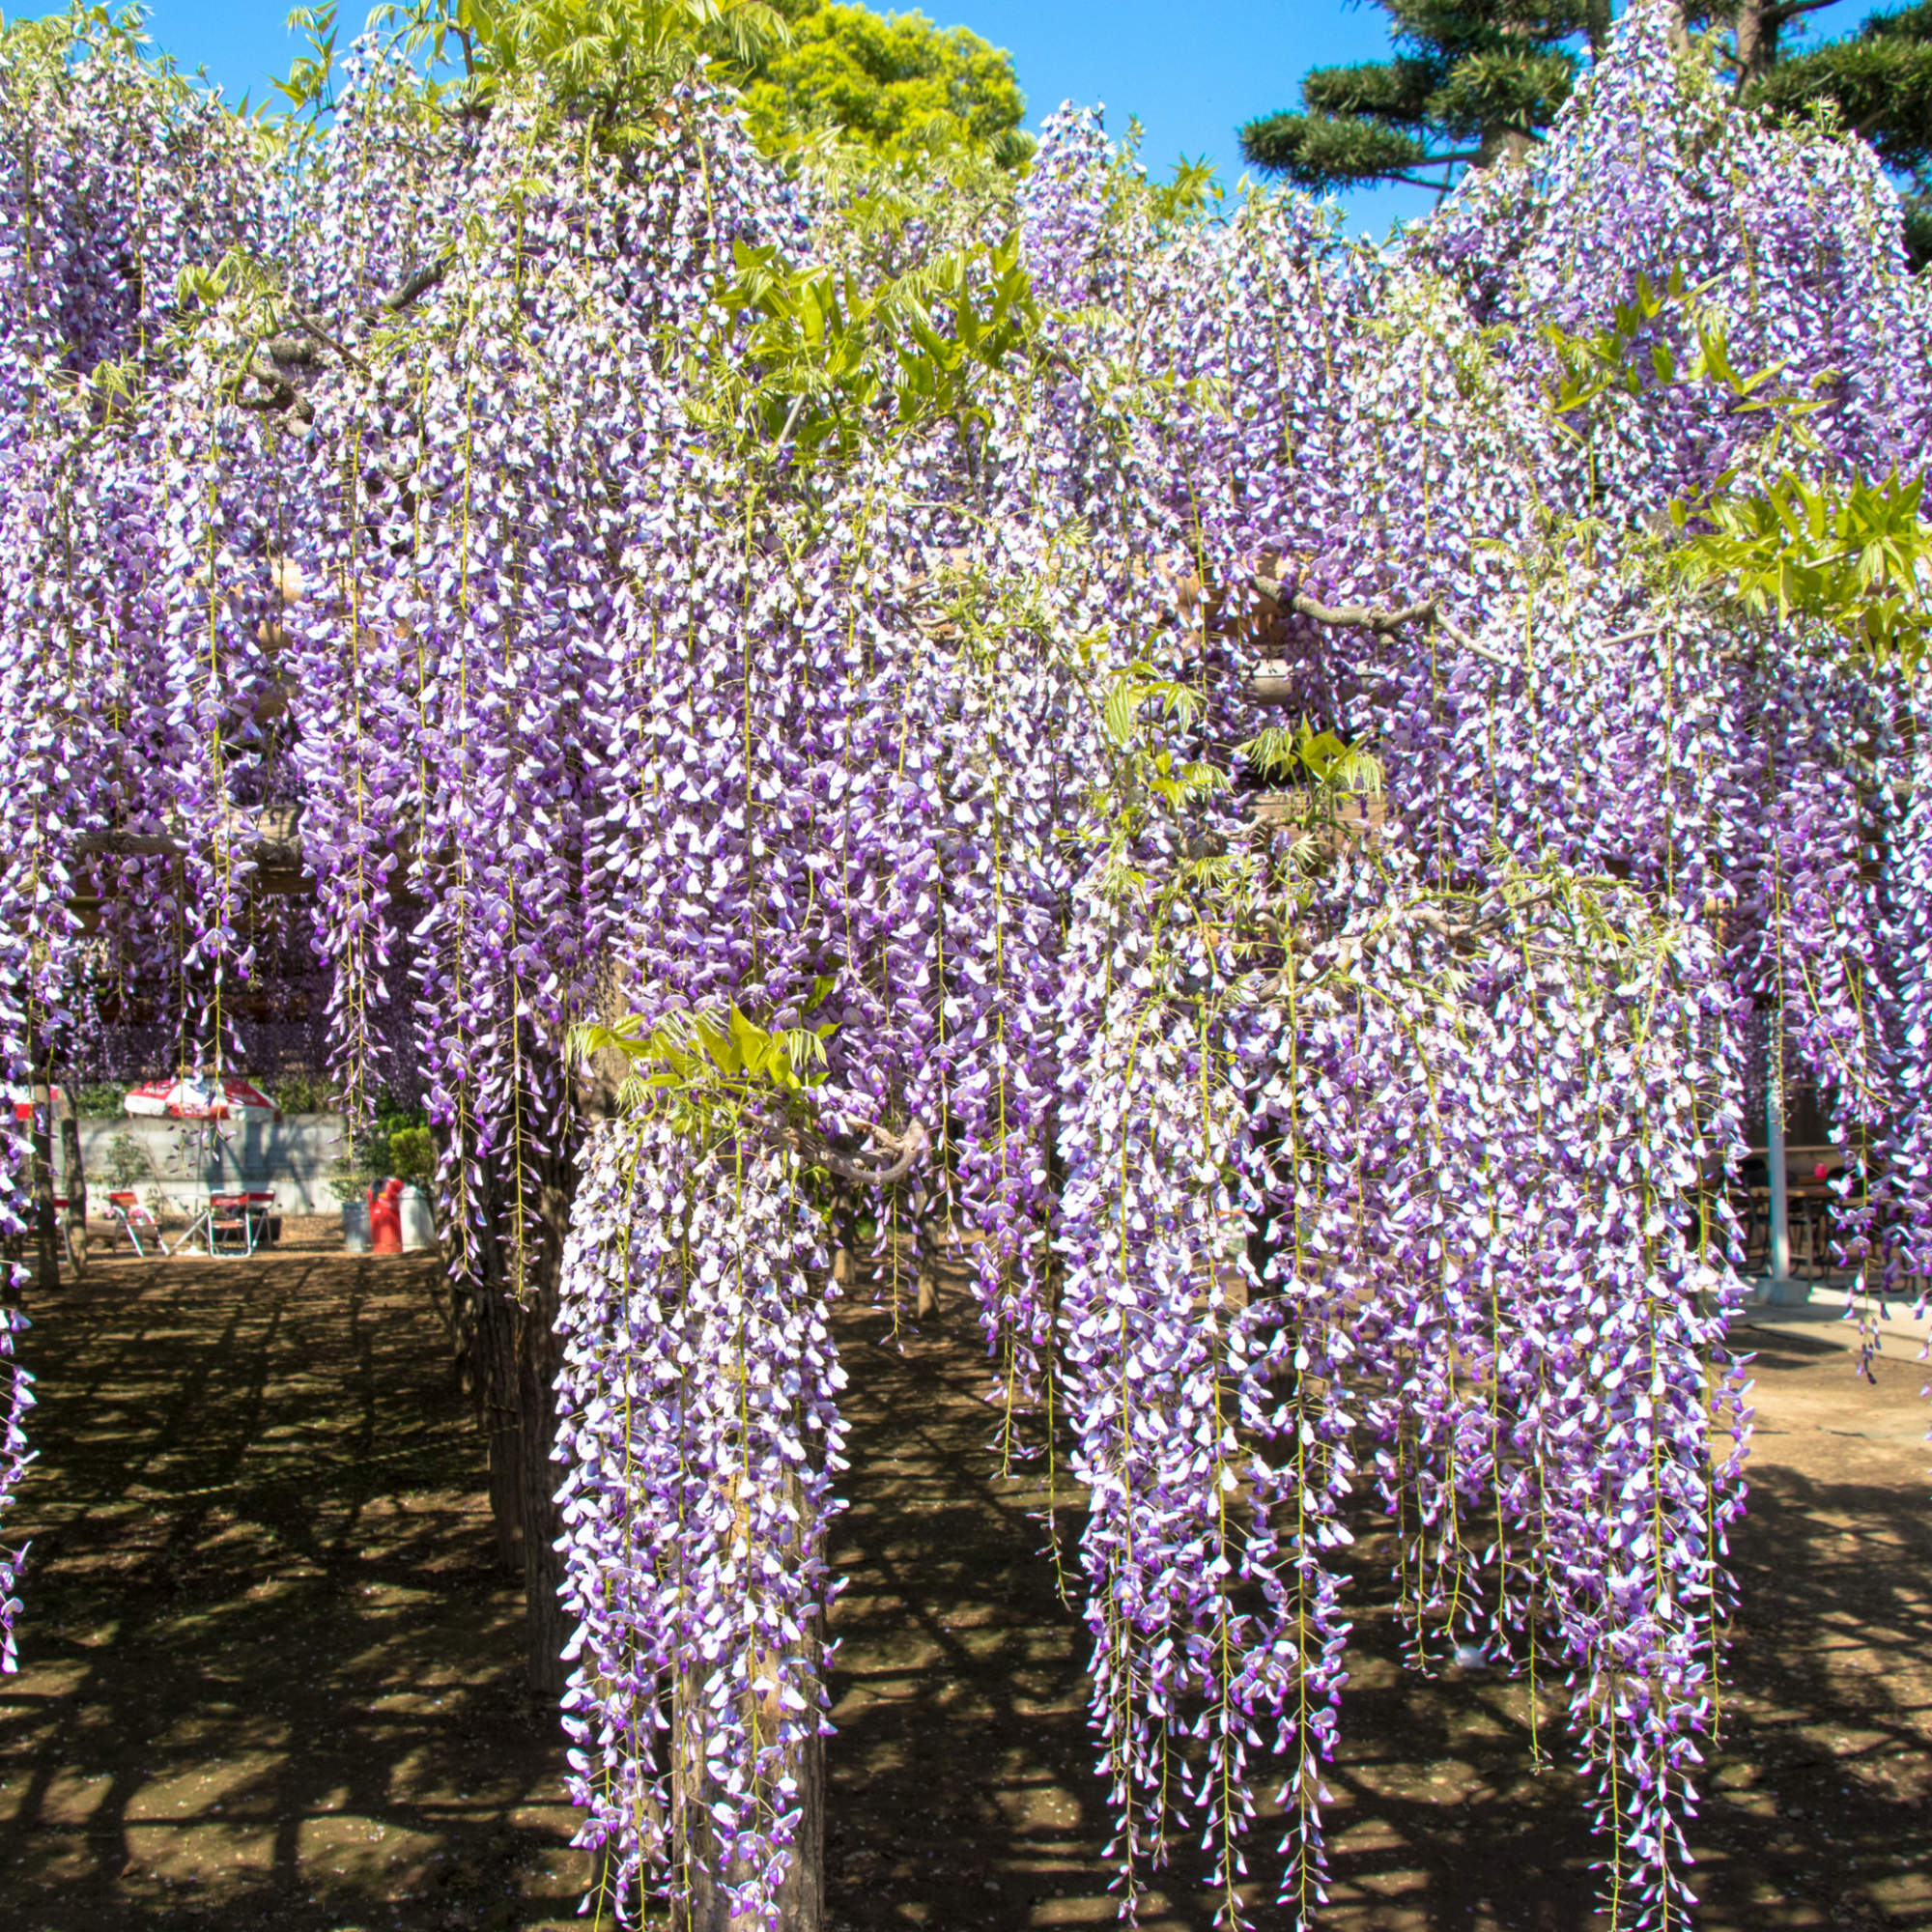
<box><xmin>474</xmin><ymin>1264</ymin><xmax>527</xmax><ymax>1577</ymax></box>
<box><xmin>517</xmin><ymin>1157</ymin><xmax>575</xmax><ymax>1698</ymax></box>
<box><xmin>432</xmin><ymin>1115</ymin><xmax>527</xmax><ymax>1574</ymax></box>
<box><xmin>486</xmin><ymin>1408</ymin><xmax>526</xmax><ymax>1572</ymax></box>
<box><xmin>430</xmin><ymin>1106</ymin><xmax>577</xmax><ymax>1677</ymax></box>
<box><xmin>671</xmin><ymin>1685</ymin><xmax>824</xmax><ymax>1932</ymax></box>
<box><xmin>30</xmin><ymin>1088</ymin><xmax>58</xmax><ymax>1294</ymax></box>
<box><xmin>1735</xmin><ymin>0</ymin><xmax>1769</xmax><ymax>80</ymax></box>
<box><xmin>914</xmin><ymin>1257</ymin><xmax>943</xmax><ymax>1322</ymax></box>
<box><xmin>55</xmin><ymin>1086</ymin><xmax>85</xmax><ymax>1279</ymax></box>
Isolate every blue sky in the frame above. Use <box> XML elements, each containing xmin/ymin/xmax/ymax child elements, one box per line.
<box><xmin>32</xmin><ymin>0</ymin><xmax>1882</xmax><ymax>241</ymax></box>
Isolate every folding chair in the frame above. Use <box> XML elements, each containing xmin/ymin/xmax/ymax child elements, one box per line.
<box><xmin>207</xmin><ymin>1193</ymin><xmax>256</xmax><ymax>1256</ymax></box>
<box><xmin>50</xmin><ymin>1195</ymin><xmax>88</xmax><ymax>1273</ymax></box>
<box><xmin>243</xmin><ymin>1189</ymin><xmax>282</xmax><ymax>1248</ymax></box>
<box><xmin>103</xmin><ymin>1190</ymin><xmax>171</xmax><ymax>1258</ymax></box>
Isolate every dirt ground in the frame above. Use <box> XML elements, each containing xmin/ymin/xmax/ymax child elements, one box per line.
<box><xmin>0</xmin><ymin>1239</ymin><xmax>1926</xmax><ymax>1932</ymax></box>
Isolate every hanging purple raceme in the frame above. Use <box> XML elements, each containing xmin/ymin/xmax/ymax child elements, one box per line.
<box><xmin>1054</xmin><ymin>899</ymin><xmax>1349</xmax><ymax>1927</ymax></box>
<box><xmin>556</xmin><ymin>1115</ymin><xmax>845</xmax><ymax>1927</ymax></box>
<box><xmin>4</xmin><ymin>9</ymin><xmax>1930</xmax><ymax>1930</ymax></box>
<box><xmin>0</xmin><ymin>1293</ymin><xmax>28</xmax><ymax>1675</ymax></box>
<box><xmin>1235</xmin><ymin>883</ymin><xmax>1752</xmax><ymax>1927</ymax></box>
<box><xmin>0</xmin><ymin>974</ymin><xmax>34</xmax><ymax>1678</ymax></box>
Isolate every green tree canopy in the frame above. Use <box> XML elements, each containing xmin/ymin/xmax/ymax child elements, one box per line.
<box><xmin>1240</xmin><ymin>0</ymin><xmax>1930</xmax><ymax>265</ymax></box>
<box><xmin>732</xmin><ymin>0</ymin><xmax>1029</xmax><ymax>167</ymax></box>
<box><xmin>1747</xmin><ymin>0</ymin><xmax>1932</xmax><ymax>260</ymax></box>
<box><xmin>1237</xmin><ymin>0</ymin><xmax>1608</xmax><ymax>194</ymax></box>
<box><xmin>289</xmin><ymin>0</ymin><xmax>791</xmax><ymax>139</ymax></box>
<box><xmin>281</xmin><ymin>0</ymin><xmax>1027</xmax><ymax>171</ymax></box>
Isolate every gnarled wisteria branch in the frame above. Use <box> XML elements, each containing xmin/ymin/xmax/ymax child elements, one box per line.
<box><xmin>1250</xmin><ymin>571</ymin><xmax>1437</xmax><ymax>636</ymax></box>
<box><xmin>795</xmin><ymin>1117</ymin><xmax>928</xmax><ymax>1187</ymax></box>
<box><xmin>2</xmin><ymin>10</ymin><xmax>1925</xmax><ymax>1931</ymax></box>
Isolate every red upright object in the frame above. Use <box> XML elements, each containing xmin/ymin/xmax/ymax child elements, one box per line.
<box><xmin>369</xmin><ymin>1179</ymin><xmax>404</xmax><ymax>1254</ymax></box>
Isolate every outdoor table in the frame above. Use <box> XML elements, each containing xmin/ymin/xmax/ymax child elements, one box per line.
<box><xmin>1785</xmin><ymin>1182</ymin><xmax>1835</xmax><ymax>1277</ymax></box>
<box><xmin>1741</xmin><ymin>1185</ymin><xmax>1842</xmax><ymax>1274</ymax></box>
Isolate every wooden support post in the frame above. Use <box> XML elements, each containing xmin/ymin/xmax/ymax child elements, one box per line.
<box><xmin>670</xmin><ymin>1466</ymin><xmax>825</xmax><ymax>1932</ymax></box>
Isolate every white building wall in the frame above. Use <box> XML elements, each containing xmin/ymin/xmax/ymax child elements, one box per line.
<box><xmin>67</xmin><ymin>1114</ymin><xmax>351</xmax><ymax>1215</ymax></box>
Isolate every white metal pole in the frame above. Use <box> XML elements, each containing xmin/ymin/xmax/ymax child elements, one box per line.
<box><xmin>1767</xmin><ymin>1013</ymin><xmax>1797</xmax><ymax>1300</ymax></box>
<box><xmin>1768</xmin><ymin>1076</ymin><xmax>1792</xmax><ymax>1282</ymax></box>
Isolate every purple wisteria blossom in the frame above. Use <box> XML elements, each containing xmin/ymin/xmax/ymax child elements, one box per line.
<box><xmin>0</xmin><ymin>7</ymin><xmax>1925</xmax><ymax>1928</ymax></box>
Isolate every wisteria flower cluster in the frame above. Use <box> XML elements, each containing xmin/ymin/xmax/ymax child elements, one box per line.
<box><xmin>1</xmin><ymin>4</ymin><xmax>1927</xmax><ymax>1926</ymax></box>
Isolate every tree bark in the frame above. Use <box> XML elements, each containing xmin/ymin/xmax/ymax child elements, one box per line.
<box><xmin>486</xmin><ymin>1404</ymin><xmax>526</xmax><ymax>1574</ymax></box>
<box><xmin>431</xmin><ymin>1115</ymin><xmax>528</xmax><ymax>1575</ymax></box>
<box><xmin>1735</xmin><ymin>0</ymin><xmax>1769</xmax><ymax>81</ymax></box>
<box><xmin>55</xmin><ymin>1086</ymin><xmax>86</xmax><ymax>1279</ymax></box>
<box><xmin>914</xmin><ymin>1252</ymin><xmax>943</xmax><ymax>1322</ymax></box>
<box><xmin>30</xmin><ymin>1087</ymin><xmax>59</xmax><ymax>1294</ymax></box>
<box><xmin>474</xmin><ymin>1266</ymin><xmax>527</xmax><ymax>1577</ymax></box>
<box><xmin>430</xmin><ymin>1094</ymin><xmax>583</xmax><ymax>1677</ymax></box>
<box><xmin>1729</xmin><ymin>0</ymin><xmax>1837</xmax><ymax>86</ymax></box>
<box><xmin>433</xmin><ymin>1094</ymin><xmax>579</xmax><ymax>1691</ymax></box>
<box><xmin>517</xmin><ymin>1153</ymin><xmax>576</xmax><ymax>1698</ymax></box>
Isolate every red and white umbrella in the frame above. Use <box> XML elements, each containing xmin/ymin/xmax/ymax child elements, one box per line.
<box><xmin>123</xmin><ymin>1075</ymin><xmax>281</xmax><ymax>1122</ymax></box>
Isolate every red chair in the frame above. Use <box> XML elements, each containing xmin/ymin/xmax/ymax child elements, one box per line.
<box><xmin>244</xmin><ymin>1190</ymin><xmax>282</xmax><ymax>1247</ymax></box>
<box><xmin>103</xmin><ymin>1191</ymin><xmax>170</xmax><ymax>1258</ymax></box>
<box><xmin>208</xmin><ymin>1194</ymin><xmax>253</xmax><ymax>1255</ymax></box>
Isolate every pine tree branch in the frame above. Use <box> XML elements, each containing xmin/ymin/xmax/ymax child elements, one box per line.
<box><xmin>1762</xmin><ymin>0</ymin><xmax>1842</xmax><ymax>28</ymax></box>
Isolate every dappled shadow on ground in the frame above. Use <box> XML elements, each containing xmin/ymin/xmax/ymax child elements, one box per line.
<box><xmin>818</xmin><ymin>1278</ymin><xmax>1932</xmax><ymax>1932</ymax></box>
<box><xmin>1682</xmin><ymin>1321</ymin><xmax>1932</xmax><ymax>1932</ymax></box>
<box><xmin>820</xmin><ymin>1266</ymin><xmax>1604</xmax><ymax>1932</ymax></box>
<box><xmin>0</xmin><ymin>1251</ymin><xmax>582</xmax><ymax>1932</ymax></box>
<box><xmin>1</xmin><ymin>1254</ymin><xmax>1925</xmax><ymax>1932</ymax></box>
